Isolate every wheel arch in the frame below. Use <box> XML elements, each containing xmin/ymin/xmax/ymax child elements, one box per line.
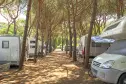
<box><xmin>117</xmin><ymin>72</ymin><xmax>126</xmax><ymax>84</ymax></box>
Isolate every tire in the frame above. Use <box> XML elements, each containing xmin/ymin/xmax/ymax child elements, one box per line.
<box><xmin>118</xmin><ymin>74</ymin><xmax>126</xmax><ymax>84</ymax></box>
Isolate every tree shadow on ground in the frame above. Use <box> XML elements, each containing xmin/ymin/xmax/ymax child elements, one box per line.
<box><xmin>56</xmin><ymin>62</ymin><xmax>108</xmax><ymax>84</ymax></box>
<box><xmin>0</xmin><ymin>50</ymin><xmax>109</xmax><ymax>84</ymax></box>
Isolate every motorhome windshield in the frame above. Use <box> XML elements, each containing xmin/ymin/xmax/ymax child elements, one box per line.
<box><xmin>106</xmin><ymin>40</ymin><xmax>126</xmax><ymax>55</ymax></box>
<box><xmin>105</xmin><ymin>21</ymin><xmax>120</xmax><ymax>31</ymax></box>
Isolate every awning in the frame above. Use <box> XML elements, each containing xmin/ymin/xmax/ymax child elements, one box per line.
<box><xmin>91</xmin><ymin>36</ymin><xmax>115</xmax><ymax>43</ymax></box>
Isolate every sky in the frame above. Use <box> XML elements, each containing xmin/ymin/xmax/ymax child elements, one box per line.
<box><xmin>0</xmin><ymin>13</ymin><xmax>116</xmax><ymax>26</ymax></box>
<box><xmin>0</xmin><ymin>15</ymin><xmax>7</xmax><ymax>23</ymax></box>
<box><xmin>0</xmin><ymin>13</ymin><xmax>26</xmax><ymax>23</ymax></box>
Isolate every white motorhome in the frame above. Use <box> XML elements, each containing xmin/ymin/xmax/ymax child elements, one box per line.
<box><xmin>91</xmin><ymin>17</ymin><xmax>126</xmax><ymax>84</ymax></box>
<box><xmin>100</xmin><ymin>16</ymin><xmax>126</xmax><ymax>40</ymax></box>
<box><xmin>78</xmin><ymin>35</ymin><xmax>114</xmax><ymax>58</ymax></box>
<box><xmin>0</xmin><ymin>36</ymin><xmax>20</xmax><ymax>65</ymax></box>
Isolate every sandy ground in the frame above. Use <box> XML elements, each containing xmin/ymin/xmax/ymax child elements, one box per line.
<box><xmin>0</xmin><ymin>49</ymin><xmax>109</xmax><ymax>84</ymax></box>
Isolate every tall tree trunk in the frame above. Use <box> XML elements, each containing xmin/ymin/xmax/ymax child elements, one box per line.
<box><xmin>45</xmin><ymin>40</ymin><xmax>48</xmax><ymax>55</ymax></box>
<box><xmin>34</xmin><ymin>0</ymin><xmax>40</xmax><ymax>63</ymax></box>
<box><xmin>73</xmin><ymin>26</ymin><xmax>77</xmax><ymax>61</ymax></box>
<box><xmin>72</xmin><ymin>1</ymin><xmax>77</xmax><ymax>61</ymax></box>
<box><xmin>65</xmin><ymin>30</ymin><xmax>68</xmax><ymax>54</ymax></box>
<box><xmin>6</xmin><ymin>22</ymin><xmax>12</xmax><ymax>34</ymax></box>
<box><xmin>84</xmin><ymin>0</ymin><xmax>97</xmax><ymax>68</ymax></box>
<box><xmin>116</xmin><ymin>0</ymin><xmax>121</xmax><ymax>19</ymax></box>
<box><xmin>103</xmin><ymin>15</ymin><xmax>107</xmax><ymax>28</ymax></box>
<box><xmin>61</xmin><ymin>33</ymin><xmax>63</xmax><ymax>51</ymax></box>
<box><xmin>46</xmin><ymin>30</ymin><xmax>49</xmax><ymax>55</ymax></box>
<box><xmin>63</xmin><ymin>14</ymin><xmax>68</xmax><ymax>54</ymax></box>
<box><xmin>49</xmin><ymin>36</ymin><xmax>52</xmax><ymax>53</ymax></box>
<box><xmin>34</xmin><ymin>29</ymin><xmax>38</xmax><ymax>62</ymax></box>
<box><xmin>19</xmin><ymin>0</ymin><xmax>32</xmax><ymax>70</ymax></box>
<box><xmin>34</xmin><ymin>23</ymin><xmax>39</xmax><ymax>63</ymax></box>
<box><xmin>116</xmin><ymin>0</ymin><xmax>124</xmax><ymax>19</ymax></box>
<box><xmin>120</xmin><ymin>0</ymin><xmax>124</xmax><ymax>17</ymax></box>
<box><xmin>66</xmin><ymin>38</ymin><xmax>68</xmax><ymax>54</ymax></box>
<box><xmin>67</xmin><ymin>3</ymin><xmax>72</xmax><ymax>57</ymax></box>
<box><xmin>14</xmin><ymin>19</ymin><xmax>17</xmax><ymax>35</ymax></box>
<box><xmin>53</xmin><ymin>39</ymin><xmax>56</xmax><ymax>49</ymax></box>
<box><xmin>49</xmin><ymin>26</ymin><xmax>52</xmax><ymax>53</ymax></box>
<box><xmin>41</xmin><ymin>33</ymin><xmax>44</xmax><ymax>56</ymax></box>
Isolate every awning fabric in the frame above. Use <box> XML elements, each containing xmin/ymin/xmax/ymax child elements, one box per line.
<box><xmin>91</xmin><ymin>36</ymin><xmax>115</xmax><ymax>43</ymax></box>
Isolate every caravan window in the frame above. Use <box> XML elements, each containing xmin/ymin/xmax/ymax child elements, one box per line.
<box><xmin>2</xmin><ymin>41</ymin><xmax>9</xmax><ymax>48</ymax></box>
<box><xmin>30</xmin><ymin>41</ymin><xmax>36</xmax><ymax>43</ymax></box>
<box><xmin>105</xmin><ymin>22</ymin><xmax>120</xmax><ymax>31</ymax></box>
<box><xmin>30</xmin><ymin>45</ymin><xmax>35</xmax><ymax>48</ymax></box>
<box><xmin>92</xmin><ymin>42</ymin><xmax>101</xmax><ymax>47</ymax></box>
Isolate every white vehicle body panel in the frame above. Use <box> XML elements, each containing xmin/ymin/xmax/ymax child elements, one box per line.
<box><xmin>0</xmin><ymin>36</ymin><xmax>20</xmax><ymax>65</ymax></box>
<box><xmin>27</xmin><ymin>38</ymin><xmax>42</xmax><ymax>58</ymax></box>
<box><xmin>100</xmin><ymin>17</ymin><xmax>126</xmax><ymax>40</ymax></box>
<box><xmin>91</xmin><ymin>40</ymin><xmax>126</xmax><ymax>84</ymax></box>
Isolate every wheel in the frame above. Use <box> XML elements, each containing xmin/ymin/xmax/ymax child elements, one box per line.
<box><xmin>118</xmin><ymin>74</ymin><xmax>126</xmax><ymax>84</ymax></box>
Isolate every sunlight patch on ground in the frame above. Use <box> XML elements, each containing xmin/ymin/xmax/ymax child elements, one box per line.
<box><xmin>0</xmin><ymin>50</ymin><xmax>105</xmax><ymax>84</ymax></box>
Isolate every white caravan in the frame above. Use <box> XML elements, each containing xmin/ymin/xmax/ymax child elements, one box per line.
<box><xmin>27</xmin><ymin>38</ymin><xmax>36</xmax><ymax>58</ymax></box>
<box><xmin>0</xmin><ymin>36</ymin><xmax>20</xmax><ymax>65</ymax></box>
<box><xmin>78</xmin><ymin>35</ymin><xmax>114</xmax><ymax>58</ymax></box>
<box><xmin>26</xmin><ymin>38</ymin><xmax>42</xmax><ymax>59</ymax></box>
<box><xmin>91</xmin><ymin>16</ymin><xmax>126</xmax><ymax>84</ymax></box>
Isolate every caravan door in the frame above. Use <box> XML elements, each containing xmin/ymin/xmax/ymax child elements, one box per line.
<box><xmin>10</xmin><ymin>37</ymin><xmax>20</xmax><ymax>65</ymax></box>
<box><xmin>0</xmin><ymin>40</ymin><xmax>10</xmax><ymax>64</ymax></box>
<box><xmin>28</xmin><ymin>40</ymin><xmax>36</xmax><ymax>57</ymax></box>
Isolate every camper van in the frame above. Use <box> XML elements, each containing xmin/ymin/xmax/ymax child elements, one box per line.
<box><xmin>0</xmin><ymin>36</ymin><xmax>20</xmax><ymax>65</ymax></box>
<box><xmin>100</xmin><ymin>16</ymin><xmax>126</xmax><ymax>40</ymax></box>
<box><xmin>78</xmin><ymin>35</ymin><xmax>114</xmax><ymax>58</ymax></box>
<box><xmin>91</xmin><ymin>40</ymin><xmax>126</xmax><ymax>84</ymax></box>
<box><xmin>91</xmin><ymin>17</ymin><xmax>126</xmax><ymax>84</ymax></box>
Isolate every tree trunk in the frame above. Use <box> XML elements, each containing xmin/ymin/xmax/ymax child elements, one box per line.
<box><xmin>103</xmin><ymin>15</ymin><xmax>107</xmax><ymax>28</ymax></box>
<box><xmin>19</xmin><ymin>0</ymin><xmax>32</xmax><ymax>70</ymax></box>
<box><xmin>34</xmin><ymin>0</ymin><xmax>40</xmax><ymax>63</ymax></box>
<box><xmin>61</xmin><ymin>33</ymin><xmax>63</xmax><ymax>51</ymax></box>
<box><xmin>116</xmin><ymin>0</ymin><xmax>121</xmax><ymax>19</ymax></box>
<box><xmin>49</xmin><ymin>26</ymin><xmax>52</xmax><ymax>53</ymax></box>
<box><xmin>34</xmin><ymin>24</ymin><xmax>39</xmax><ymax>63</ymax></box>
<box><xmin>6</xmin><ymin>22</ymin><xmax>12</xmax><ymax>34</ymax></box>
<box><xmin>13</xmin><ymin>19</ymin><xmax>17</xmax><ymax>35</ymax></box>
<box><xmin>66</xmin><ymin>38</ymin><xmax>68</xmax><ymax>54</ymax></box>
<box><xmin>64</xmin><ymin>15</ymin><xmax>68</xmax><ymax>54</ymax></box>
<box><xmin>49</xmin><ymin>35</ymin><xmax>52</xmax><ymax>53</ymax></box>
<box><xmin>72</xmin><ymin>1</ymin><xmax>77</xmax><ymax>61</ymax></box>
<box><xmin>53</xmin><ymin>39</ymin><xmax>56</xmax><ymax>49</ymax></box>
<box><xmin>73</xmin><ymin>27</ymin><xmax>77</xmax><ymax>61</ymax></box>
<box><xmin>116</xmin><ymin>0</ymin><xmax>124</xmax><ymax>19</ymax></box>
<box><xmin>67</xmin><ymin>3</ymin><xmax>72</xmax><ymax>57</ymax></box>
<box><xmin>45</xmin><ymin>40</ymin><xmax>48</xmax><ymax>55</ymax></box>
<box><xmin>41</xmin><ymin>33</ymin><xmax>44</xmax><ymax>57</ymax></box>
<box><xmin>120</xmin><ymin>0</ymin><xmax>124</xmax><ymax>17</ymax></box>
<box><xmin>46</xmin><ymin>30</ymin><xmax>49</xmax><ymax>55</ymax></box>
<box><xmin>84</xmin><ymin>0</ymin><xmax>97</xmax><ymax>68</ymax></box>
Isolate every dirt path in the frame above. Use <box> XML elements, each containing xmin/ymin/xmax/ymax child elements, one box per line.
<box><xmin>0</xmin><ymin>49</ymin><xmax>107</xmax><ymax>84</ymax></box>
